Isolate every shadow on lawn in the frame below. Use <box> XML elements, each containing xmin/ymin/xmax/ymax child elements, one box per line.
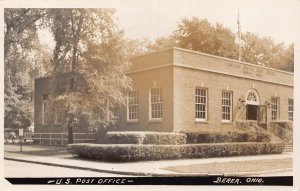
<box><xmin>5</xmin><ymin>145</ymin><xmax>71</xmax><ymax>157</ymax></box>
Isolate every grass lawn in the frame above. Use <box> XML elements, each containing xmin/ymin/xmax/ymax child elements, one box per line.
<box><xmin>162</xmin><ymin>158</ymin><xmax>292</xmax><ymax>174</ymax></box>
<box><xmin>4</xmin><ymin>144</ymin><xmax>70</xmax><ymax>157</ymax></box>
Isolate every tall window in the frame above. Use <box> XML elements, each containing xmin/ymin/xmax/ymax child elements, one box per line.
<box><xmin>55</xmin><ymin>103</ymin><xmax>63</xmax><ymax>125</ymax></box>
<box><xmin>127</xmin><ymin>90</ymin><xmax>139</xmax><ymax>121</ymax></box>
<box><xmin>288</xmin><ymin>99</ymin><xmax>293</xmax><ymax>121</ymax></box>
<box><xmin>111</xmin><ymin>105</ymin><xmax>119</xmax><ymax>120</ymax></box>
<box><xmin>222</xmin><ymin>91</ymin><xmax>232</xmax><ymax>122</ymax></box>
<box><xmin>42</xmin><ymin>95</ymin><xmax>49</xmax><ymax>125</ymax></box>
<box><xmin>150</xmin><ymin>87</ymin><xmax>162</xmax><ymax>120</ymax></box>
<box><xmin>271</xmin><ymin>97</ymin><xmax>279</xmax><ymax>120</ymax></box>
<box><xmin>195</xmin><ymin>88</ymin><xmax>207</xmax><ymax>121</ymax></box>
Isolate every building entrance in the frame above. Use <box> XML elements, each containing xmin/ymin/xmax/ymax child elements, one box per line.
<box><xmin>246</xmin><ymin>105</ymin><xmax>257</xmax><ymax>120</ymax></box>
<box><xmin>245</xmin><ymin>89</ymin><xmax>260</xmax><ymax>121</ymax></box>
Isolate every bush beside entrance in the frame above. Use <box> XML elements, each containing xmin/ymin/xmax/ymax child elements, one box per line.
<box><xmin>182</xmin><ymin>131</ymin><xmax>271</xmax><ymax>143</ymax></box>
<box><xmin>67</xmin><ymin>142</ymin><xmax>283</xmax><ymax>162</ymax></box>
<box><xmin>106</xmin><ymin>131</ymin><xmax>187</xmax><ymax>145</ymax></box>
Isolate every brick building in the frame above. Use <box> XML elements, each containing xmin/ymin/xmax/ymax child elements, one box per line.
<box><xmin>34</xmin><ymin>47</ymin><xmax>293</xmax><ymax>142</ymax></box>
<box><xmin>116</xmin><ymin>47</ymin><xmax>293</xmax><ymax>132</ymax></box>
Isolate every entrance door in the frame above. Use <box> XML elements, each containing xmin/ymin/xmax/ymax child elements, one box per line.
<box><xmin>246</xmin><ymin>105</ymin><xmax>258</xmax><ymax>120</ymax></box>
<box><xmin>257</xmin><ymin>105</ymin><xmax>267</xmax><ymax>129</ymax></box>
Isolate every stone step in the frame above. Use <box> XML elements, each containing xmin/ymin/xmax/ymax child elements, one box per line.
<box><xmin>283</xmin><ymin>143</ymin><xmax>293</xmax><ymax>153</ymax></box>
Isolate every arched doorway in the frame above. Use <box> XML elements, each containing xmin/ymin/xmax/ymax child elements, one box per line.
<box><xmin>245</xmin><ymin>89</ymin><xmax>260</xmax><ymax>120</ymax></box>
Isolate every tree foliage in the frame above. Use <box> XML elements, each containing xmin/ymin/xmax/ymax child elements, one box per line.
<box><xmin>132</xmin><ymin>17</ymin><xmax>294</xmax><ymax>72</ymax></box>
<box><xmin>174</xmin><ymin>17</ymin><xmax>238</xmax><ymax>59</ymax></box>
<box><xmin>241</xmin><ymin>32</ymin><xmax>294</xmax><ymax>71</ymax></box>
<box><xmin>173</xmin><ymin>17</ymin><xmax>294</xmax><ymax>72</ymax></box>
<box><xmin>4</xmin><ymin>10</ymin><xmax>294</xmax><ymax>131</ymax></box>
<box><xmin>4</xmin><ymin>8</ymin><xmax>131</xmax><ymax>131</ymax></box>
<box><xmin>4</xmin><ymin>8</ymin><xmax>50</xmax><ymax>129</ymax></box>
<box><xmin>47</xmin><ymin>9</ymin><xmax>131</xmax><ymax>130</ymax></box>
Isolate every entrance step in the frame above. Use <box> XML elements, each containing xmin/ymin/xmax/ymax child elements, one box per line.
<box><xmin>283</xmin><ymin>143</ymin><xmax>293</xmax><ymax>153</ymax></box>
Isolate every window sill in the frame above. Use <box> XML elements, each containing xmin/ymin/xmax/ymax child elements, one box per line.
<box><xmin>148</xmin><ymin>119</ymin><xmax>163</xmax><ymax>123</ymax></box>
<box><xmin>195</xmin><ymin>120</ymin><xmax>208</xmax><ymax>124</ymax></box>
<box><xmin>221</xmin><ymin>121</ymin><xmax>233</xmax><ymax>124</ymax></box>
<box><xmin>126</xmin><ymin>120</ymin><xmax>139</xmax><ymax>124</ymax></box>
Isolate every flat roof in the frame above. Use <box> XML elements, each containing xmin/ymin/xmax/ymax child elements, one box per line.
<box><xmin>129</xmin><ymin>47</ymin><xmax>293</xmax><ymax>87</ymax></box>
<box><xmin>130</xmin><ymin>47</ymin><xmax>293</xmax><ymax>75</ymax></box>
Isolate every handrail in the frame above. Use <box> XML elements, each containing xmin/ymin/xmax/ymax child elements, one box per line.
<box><xmin>275</xmin><ymin>123</ymin><xmax>293</xmax><ymax>137</ymax></box>
<box><xmin>239</xmin><ymin>121</ymin><xmax>283</xmax><ymax>142</ymax></box>
<box><xmin>271</xmin><ymin>123</ymin><xmax>293</xmax><ymax>143</ymax></box>
<box><xmin>20</xmin><ymin>132</ymin><xmax>96</xmax><ymax>146</ymax></box>
<box><xmin>24</xmin><ymin>133</ymin><xmax>95</xmax><ymax>135</ymax></box>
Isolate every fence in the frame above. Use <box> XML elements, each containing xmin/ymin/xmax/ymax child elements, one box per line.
<box><xmin>24</xmin><ymin>133</ymin><xmax>96</xmax><ymax>146</ymax></box>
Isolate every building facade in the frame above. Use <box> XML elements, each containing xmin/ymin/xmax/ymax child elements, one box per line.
<box><xmin>115</xmin><ymin>47</ymin><xmax>293</xmax><ymax>132</ymax></box>
<box><xmin>34</xmin><ymin>47</ymin><xmax>294</xmax><ymax>137</ymax></box>
<box><xmin>34</xmin><ymin>73</ymin><xmax>90</xmax><ymax>134</ymax></box>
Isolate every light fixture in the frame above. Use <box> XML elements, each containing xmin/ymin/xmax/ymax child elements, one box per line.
<box><xmin>265</xmin><ymin>100</ymin><xmax>271</xmax><ymax>108</ymax></box>
<box><xmin>238</xmin><ymin>96</ymin><xmax>246</xmax><ymax>109</ymax></box>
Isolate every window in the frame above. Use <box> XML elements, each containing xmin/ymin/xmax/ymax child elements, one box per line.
<box><xmin>127</xmin><ymin>90</ymin><xmax>139</xmax><ymax>121</ymax></box>
<box><xmin>55</xmin><ymin>104</ymin><xmax>63</xmax><ymax>125</ymax></box>
<box><xmin>42</xmin><ymin>95</ymin><xmax>49</xmax><ymax>125</ymax></box>
<box><xmin>288</xmin><ymin>99</ymin><xmax>293</xmax><ymax>121</ymax></box>
<box><xmin>195</xmin><ymin>88</ymin><xmax>207</xmax><ymax>121</ymax></box>
<box><xmin>222</xmin><ymin>91</ymin><xmax>232</xmax><ymax>122</ymax></box>
<box><xmin>111</xmin><ymin>105</ymin><xmax>119</xmax><ymax>120</ymax></box>
<box><xmin>150</xmin><ymin>87</ymin><xmax>162</xmax><ymax>120</ymax></box>
<box><xmin>271</xmin><ymin>97</ymin><xmax>279</xmax><ymax>120</ymax></box>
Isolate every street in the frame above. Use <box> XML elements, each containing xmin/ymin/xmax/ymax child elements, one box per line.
<box><xmin>4</xmin><ymin>160</ymin><xmax>129</xmax><ymax>177</ymax></box>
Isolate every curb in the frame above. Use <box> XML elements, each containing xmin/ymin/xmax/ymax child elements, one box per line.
<box><xmin>4</xmin><ymin>157</ymin><xmax>148</xmax><ymax>176</ymax></box>
<box><xmin>4</xmin><ymin>157</ymin><xmax>292</xmax><ymax>177</ymax></box>
<box><xmin>4</xmin><ymin>157</ymin><xmax>208</xmax><ymax>177</ymax></box>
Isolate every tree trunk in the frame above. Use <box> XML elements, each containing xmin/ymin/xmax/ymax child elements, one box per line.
<box><xmin>67</xmin><ymin>118</ymin><xmax>74</xmax><ymax>144</ymax></box>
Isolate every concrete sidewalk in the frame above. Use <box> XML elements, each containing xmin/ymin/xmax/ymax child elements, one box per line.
<box><xmin>4</xmin><ymin>144</ymin><xmax>293</xmax><ymax>176</ymax></box>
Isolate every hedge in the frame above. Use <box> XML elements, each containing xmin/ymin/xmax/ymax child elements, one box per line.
<box><xmin>106</xmin><ymin>131</ymin><xmax>187</xmax><ymax>145</ymax></box>
<box><xmin>181</xmin><ymin>131</ymin><xmax>270</xmax><ymax>143</ymax></box>
<box><xmin>67</xmin><ymin>142</ymin><xmax>284</xmax><ymax>162</ymax></box>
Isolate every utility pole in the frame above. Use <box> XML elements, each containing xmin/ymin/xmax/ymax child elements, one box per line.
<box><xmin>237</xmin><ymin>9</ymin><xmax>242</xmax><ymax>62</ymax></box>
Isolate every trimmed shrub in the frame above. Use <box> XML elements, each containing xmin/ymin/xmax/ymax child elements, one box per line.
<box><xmin>106</xmin><ymin>131</ymin><xmax>187</xmax><ymax>145</ymax></box>
<box><xmin>235</xmin><ymin>120</ymin><xmax>258</xmax><ymax>131</ymax></box>
<box><xmin>106</xmin><ymin>132</ymin><xmax>144</xmax><ymax>144</ymax></box>
<box><xmin>182</xmin><ymin>131</ymin><xmax>270</xmax><ymax>143</ymax></box>
<box><xmin>67</xmin><ymin>142</ymin><xmax>284</xmax><ymax>162</ymax></box>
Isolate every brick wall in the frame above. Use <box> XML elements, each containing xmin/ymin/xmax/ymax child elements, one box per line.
<box><xmin>34</xmin><ymin>73</ymin><xmax>89</xmax><ymax>134</ymax></box>
<box><xmin>34</xmin><ymin>48</ymin><xmax>294</xmax><ymax>134</ymax></box>
<box><xmin>173</xmin><ymin>65</ymin><xmax>293</xmax><ymax>132</ymax></box>
<box><xmin>117</xmin><ymin>48</ymin><xmax>293</xmax><ymax>133</ymax></box>
<box><xmin>116</xmin><ymin>66</ymin><xmax>174</xmax><ymax>132</ymax></box>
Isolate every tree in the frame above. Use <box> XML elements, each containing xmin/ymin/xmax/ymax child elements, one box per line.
<box><xmin>173</xmin><ymin>17</ymin><xmax>238</xmax><ymax>59</ymax></box>
<box><xmin>47</xmin><ymin>9</ymin><xmax>131</xmax><ymax>141</ymax></box>
<box><xmin>4</xmin><ymin>8</ymin><xmax>49</xmax><ymax>129</ymax></box>
<box><xmin>172</xmin><ymin>17</ymin><xmax>294</xmax><ymax>72</ymax></box>
<box><xmin>146</xmin><ymin>36</ymin><xmax>177</xmax><ymax>52</ymax></box>
<box><xmin>241</xmin><ymin>32</ymin><xmax>294</xmax><ymax>71</ymax></box>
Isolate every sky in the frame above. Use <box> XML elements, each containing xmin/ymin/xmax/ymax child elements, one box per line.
<box><xmin>36</xmin><ymin>0</ymin><xmax>300</xmax><ymax>50</ymax></box>
<box><xmin>113</xmin><ymin>0</ymin><xmax>300</xmax><ymax>45</ymax></box>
